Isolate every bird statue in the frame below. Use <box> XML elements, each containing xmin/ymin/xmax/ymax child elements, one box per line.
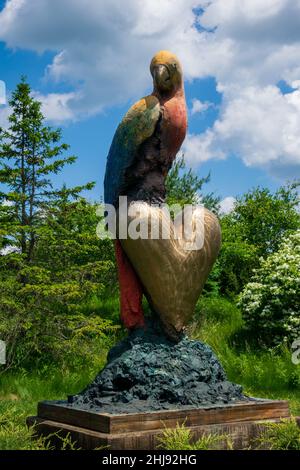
<box><xmin>104</xmin><ymin>51</ymin><xmax>221</xmax><ymax>339</ymax></box>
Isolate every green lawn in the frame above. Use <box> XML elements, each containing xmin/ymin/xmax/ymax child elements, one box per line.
<box><xmin>0</xmin><ymin>365</ymin><xmax>105</xmax><ymax>450</ymax></box>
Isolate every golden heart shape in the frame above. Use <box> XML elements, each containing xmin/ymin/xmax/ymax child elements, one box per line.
<box><xmin>120</xmin><ymin>202</ymin><xmax>221</xmax><ymax>337</ymax></box>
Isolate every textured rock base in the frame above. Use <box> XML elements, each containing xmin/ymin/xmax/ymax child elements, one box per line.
<box><xmin>68</xmin><ymin>320</ymin><xmax>245</xmax><ymax>413</ymax></box>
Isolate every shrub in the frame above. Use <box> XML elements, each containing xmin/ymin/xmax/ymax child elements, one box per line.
<box><xmin>239</xmin><ymin>230</ymin><xmax>300</xmax><ymax>345</ymax></box>
<box><xmin>256</xmin><ymin>418</ymin><xmax>300</xmax><ymax>450</ymax></box>
<box><xmin>157</xmin><ymin>423</ymin><xmax>232</xmax><ymax>450</ymax></box>
<box><xmin>215</xmin><ymin>241</ymin><xmax>258</xmax><ymax>297</ymax></box>
<box><xmin>0</xmin><ymin>197</ymin><xmax>119</xmax><ymax>369</ymax></box>
<box><xmin>193</xmin><ymin>298</ymin><xmax>300</xmax><ymax>398</ymax></box>
<box><xmin>0</xmin><ymin>268</ymin><xmax>119</xmax><ymax>369</ymax></box>
<box><xmin>0</xmin><ymin>404</ymin><xmax>51</xmax><ymax>450</ymax></box>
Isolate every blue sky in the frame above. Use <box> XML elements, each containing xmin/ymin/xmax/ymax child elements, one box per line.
<box><xmin>1</xmin><ymin>0</ymin><xmax>299</xmax><ymax>210</ymax></box>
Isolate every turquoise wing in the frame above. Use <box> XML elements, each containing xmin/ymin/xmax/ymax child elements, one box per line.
<box><xmin>104</xmin><ymin>95</ymin><xmax>160</xmax><ymax>206</ymax></box>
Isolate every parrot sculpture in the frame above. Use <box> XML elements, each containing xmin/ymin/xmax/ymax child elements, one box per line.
<box><xmin>104</xmin><ymin>51</ymin><xmax>188</xmax><ymax>332</ymax></box>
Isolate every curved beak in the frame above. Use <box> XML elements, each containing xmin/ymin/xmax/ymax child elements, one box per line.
<box><xmin>153</xmin><ymin>64</ymin><xmax>170</xmax><ymax>84</ymax></box>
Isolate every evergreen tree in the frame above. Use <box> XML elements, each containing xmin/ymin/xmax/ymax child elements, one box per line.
<box><xmin>0</xmin><ymin>79</ymin><xmax>118</xmax><ymax>369</ymax></box>
<box><xmin>0</xmin><ymin>77</ymin><xmax>93</xmax><ymax>262</ymax></box>
<box><xmin>166</xmin><ymin>155</ymin><xmax>220</xmax><ymax>212</ymax></box>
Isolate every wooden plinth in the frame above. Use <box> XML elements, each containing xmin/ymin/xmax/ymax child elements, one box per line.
<box><xmin>27</xmin><ymin>399</ymin><xmax>291</xmax><ymax>450</ymax></box>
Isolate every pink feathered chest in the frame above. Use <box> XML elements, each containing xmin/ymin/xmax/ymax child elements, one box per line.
<box><xmin>160</xmin><ymin>94</ymin><xmax>187</xmax><ymax>161</ymax></box>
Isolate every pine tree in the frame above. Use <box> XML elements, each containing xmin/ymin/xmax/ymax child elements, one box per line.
<box><xmin>0</xmin><ymin>77</ymin><xmax>93</xmax><ymax>262</ymax></box>
<box><xmin>0</xmin><ymin>78</ymin><xmax>118</xmax><ymax>369</ymax></box>
<box><xmin>166</xmin><ymin>155</ymin><xmax>220</xmax><ymax>212</ymax></box>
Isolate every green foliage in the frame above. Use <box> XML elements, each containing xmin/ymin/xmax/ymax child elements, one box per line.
<box><xmin>193</xmin><ymin>297</ymin><xmax>300</xmax><ymax>404</ymax></box>
<box><xmin>80</xmin><ymin>295</ymin><xmax>122</xmax><ymax>326</ymax></box>
<box><xmin>0</xmin><ymin>256</ymin><xmax>119</xmax><ymax>368</ymax></box>
<box><xmin>207</xmin><ymin>182</ymin><xmax>300</xmax><ymax>297</ymax></box>
<box><xmin>0</xmin><ymin>77</ymin><xmax>93</xmax><ymax>261</ymax></box>
<box><xmin>239</xmin><ymin>230</ymin><xmax>300</xmax><ymax>345</ymax></box>
<box><xmin>0</xmin><ymin>404</ymin><xmax>51</xmax><ymax>450</ymax></box>
<box><xmin>0</xmin><ymin>365</ymin><xmax>103</xmax><ymax>450</ymax></box>
<box><xmin>214</xmin><ymin>232</ymin><xmax>258</xmax><ymax>298</ymax></box>
<box><xmin>0</xmin><ymin>195</ymin><xmax>118</xmax><ymax>369</ymax></box>
<box><xmin>0</xmin><ymin>403</ymin><xmax>80</xmax><ymax>450</ymax></box>
<box><xmin>194</xmin><ymin>296</ymin><xmax>243</xmax><ymax>327</ymax></box>
<box><xmin>158</xmin><ymin>423</ymin><xmax>231</xmax><ymax>450</ymax></box>
<box><xmin>0</xmin><ymin>293</ymin><xmax>118</xmax><ymax>370</ymax></box>
<box><xmin>0</xmin><ymin>79</ymin><xmax>118</xmax><ymax>369</ymax></box>
<box><xmin>166</xmin><ymin>155</ymin><xmax>220</xmax><ymax>211</ymax></box>
<box><xmin>256</xmin><ymin>418</ymin><xmax>300</xmax><ymax>450</ymax></box>
<box><xmin>224</xmin><ymin>183</ymin><xmax>300</xmax><ymax>258</ymax></box>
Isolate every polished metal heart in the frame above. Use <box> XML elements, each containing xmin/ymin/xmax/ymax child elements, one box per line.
<box><xmin>120</xmin><ymin>202</ymin><xmax>221</xmax><ymax>337</ymax></box>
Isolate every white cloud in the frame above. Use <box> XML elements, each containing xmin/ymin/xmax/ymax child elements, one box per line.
<box><xmin>186</xmin><ymin>84</ymin><xmax>300</xmax><ymax>175</ymax></box>
<box><xmin>0</xmin><ymin>79</ymin><xmax>9</xmax><ymax>128</ymax></box>
<box><xmin>0</xmin><ymin>245</ymin><xmax>20</xmax><ymax>256</ymax></box>
<box><xmin>0</xmin><ymin>80</ymin><xmax>6</xmax><ymax>105</ymax></box>
<box><xmin>0</xmin><ymin>105</ymin><xmax>10</xmax><ymax>129</ymax></box>
<box><xmin>2</xmin><ymin>199</ymin><xmax>14</xmax><ymax>207</ymax></box>
<box><xmin>0</xmin><ymin>0</ymin><xmax>202</xmax><ymax>120</ymax></box>
<box><xmin>193</xmin><ymin>0</ymin><xmax>300</xmax><ymax>177</ymax></box>
<box><xmin>0</xmin><ymin>0</ymin><xmax>300</xmax><ymax>176</ymax></box>
<box><xmin>33</xmin><ymin>91</ymin><xmax>78</xmax><ymax>123</ymax></box>
<box><xmin>219</xmin><ymin>196</ymin><xmax>236</xmax><ymax>215</ymax></box>
<box><xmin>190</xmin><ymin>98</ymin><xmax>212</xmax><ymax>115</ymax></box>
<box><xmin>183</xmin><ymin>131</ymin><xmax>225</xmax><ymax>165</ymax></box>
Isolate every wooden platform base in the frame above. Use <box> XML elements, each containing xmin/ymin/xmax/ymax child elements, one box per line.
<box><xmin>27</xmin><ymin>399</ymin><xmax>291</xmax><ymax>450</ymax></box>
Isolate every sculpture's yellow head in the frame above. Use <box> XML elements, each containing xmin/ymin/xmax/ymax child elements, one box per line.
<box><xmin>150</xmin><ymin>50</ymin><xmax>183</xmax><ymax>94</ymax></box>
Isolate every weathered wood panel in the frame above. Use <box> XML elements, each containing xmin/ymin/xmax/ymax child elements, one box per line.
<box><xmin>27</xmin><ymin>414</ymin><xmax>296</xmax><ymax>450</ymax></box>
<box><xmin>37</xmin><ymin>400</ymin><xmax>290</xmax><ymax>434</ymax></box>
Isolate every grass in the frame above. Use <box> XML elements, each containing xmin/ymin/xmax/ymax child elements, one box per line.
<box><xmin>0</xmin><ymin>295</ymin><xmax>299</xmax><ymax>450</ymax></box>
<box><xmin>80</xmin><ymin>295</ymin><xmax>121</xmax><ymax>325</ymax></box>
<box><xmin>157</xmin><ymin>423</ymin><xmax>233</xmax><ymax>450</ymax></box>
<box><xmin>255</xmin><ymin>418</ymin><xmax>300</xmax><ymax>450</ymax></box>
<box><xmin>0</xmin><ymin>363</ymin><xmax>105</xmax><ymax>450</ymax></box>
<box><xmin>158</xmin><ymin>418</ymin><xmax>300</xmax><ymax>451</ymax></box>
<box><xmin>193</xmin><ymin>297</ymin><xmax>300</xmax><ymax>416</ymax></box>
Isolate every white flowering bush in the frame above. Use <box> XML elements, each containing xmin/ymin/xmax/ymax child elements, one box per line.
<box><xmin>239</xmin><ymin>230</ymin><xmax>300</xmax><ymax>345</ymax></box>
